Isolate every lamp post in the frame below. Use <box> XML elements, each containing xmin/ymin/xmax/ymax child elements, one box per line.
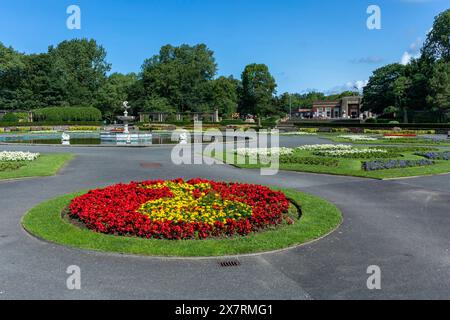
<box><xmin>289</xmin><ymin>94</ymin><xmax>292</xmax><ymax>120</ymax></box>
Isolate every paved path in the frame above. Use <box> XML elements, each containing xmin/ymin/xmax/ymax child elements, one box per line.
<box><xmin>0</xmin><ymin>137</ymin><xmax>449</xmax><ymax>300</ymax></box>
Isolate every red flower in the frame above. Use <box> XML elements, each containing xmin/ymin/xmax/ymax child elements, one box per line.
<box><xmin>69</xmin><ymin>178</ymin><xmax>291</xmax><ymax>240</ymax></box>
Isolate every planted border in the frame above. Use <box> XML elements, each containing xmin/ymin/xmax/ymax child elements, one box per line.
<box><xmin>22</xmin><ymin>188</ymin><xmax>342</xmax><ymax>257</ymax></box>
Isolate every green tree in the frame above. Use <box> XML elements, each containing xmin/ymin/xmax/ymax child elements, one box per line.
<box><xmin>421</xmin><ymin>9</ymin><xmax>450</xmax><ymax>62</ymax></box>
<box><xmin>0</xmin><ymin>43</ymin><xmax>26</xmax><ymax>109</ymax></box>
<box><xmin>95</xmin><ymin>73</ymin><xmax>137</xmax><ymax>121</ymax></box>
<box><xmin>239</xmin><ymin>64</ymin><xmax>277</xmax><ymax>117</ymax></box>
<box><xmin>393</xmin><ymin>76</ymin><xmax>412</xmax><ymax>123</ymax></box>
<box><xmin>427</xmin><ymin>61</ymin><xmax>450</xmax><ymax>119</ymax></box>
<box><xmin>362</xmin><ymin>63</ymin><xmax>406</xmax><ymax>115</ymax></box>
<box><xmin>140</xmin><ymin>44</ymin><xmax>217</xmax><ymax>113</ymax></box>
<box><xmin>48</xmin><ymin>39</ymin><xmax>111</xmax><ymax>106</ymax></box>
<box><xmin>208</xmin><ymin>76</ymin><xmax>239</xmax><ymax>117</ymax></box>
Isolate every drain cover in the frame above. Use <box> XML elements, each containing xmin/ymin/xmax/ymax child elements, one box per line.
<box><xmin>218</xmin><ymin>260</ymin><xmax>241</xmax><ymax>267</ymax></box>
<box><xmin>140</xmin><ymin>162</ymin><xmax>162</xmax><ymax>169</ymax></box>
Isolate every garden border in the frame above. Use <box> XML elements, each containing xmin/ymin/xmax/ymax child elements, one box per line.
<box><xmin>21</xmin><ymin>188</ymin><xmax>343</xmax><ymax>258</ymax></box>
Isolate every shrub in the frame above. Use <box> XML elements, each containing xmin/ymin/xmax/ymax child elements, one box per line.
<box><xmin>33</xmin><ymin>107</ymin><xmax>102</xmax><ymax>122</ymax></box>
<box><xmin>362</xmin><ymin>159</ymin><xmax>434</xmax><ymax>171</ymax></box>
<box><xmin>417</xmin><ymin>152</ymin><xmax>450</xmax><ymax>160</ymax></box>
<box><xmin>1</xmin><ymin>113</ymin><xmax>19</xmax><ymax>122</ymax></box>
<box><xmin>0</xmin><ymin>162</ymin><xmax>25</xmax><ymax>172</ymax></box>
<box><xmin>280</xmin><ymin>154</ymin><xmax>339</xmax><ymax>166</ymax></box>
<box><xmin>376</xmin><ymin>146</ymin><xmax>439</xmax><ymax>153</ymax></box>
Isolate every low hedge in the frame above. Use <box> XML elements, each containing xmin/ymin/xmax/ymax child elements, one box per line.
<box><xmin>280</xmin><ymin>155</ymin><xmax>339</xmax><ymax>166</ymax></box>
<box><xmin>0</xmin><ymin>121</ymin><xmax>102</xmax><ymax>127</ymax></box>
<box><xmin>313</xmin><ymin>150</ymin><xmax>401</xmax><ymax>159</ymax></box>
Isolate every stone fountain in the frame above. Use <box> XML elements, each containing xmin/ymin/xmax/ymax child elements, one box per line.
<box><xmin>116</xmin><ymin>101</ymin><xmax>134</xmax><ymax>134</ymax></box>
<box><xmin>100</xmin><ymin>101</ymin><xmax>152</xmax><ymax>145</ymax></box>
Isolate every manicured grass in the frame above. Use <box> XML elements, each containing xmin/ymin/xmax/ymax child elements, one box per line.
<box><xmin>212</xmin><ymin>150</ymin><xmax>450</xmax><ymax>180</ymax></box>
<box><xmin>0</xmin><ymin>153</ymin><xmax>74</xmax><ymax>180</ymax></box>
<box><xmin>21</xmin><ymin>189</ymin><xmax>342</xmax><ymax>257</ymax></box>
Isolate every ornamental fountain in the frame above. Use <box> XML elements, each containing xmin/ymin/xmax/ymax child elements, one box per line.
<box><xmin>100</xmin><ymin>101</ymin><xmax>152</xmax><ymax>144</ymax></box>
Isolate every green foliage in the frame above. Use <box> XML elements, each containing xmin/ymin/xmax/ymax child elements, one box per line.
<box><xmin>135</xmin><ymin>44</ymin><xmax>217</xmax><ymax>114</ymax></box>
<box><xmin>33</xmin><ymin>107</ymin><xmax>102</xmax><ymax>122</ymax></box>
<box><xmin>95</xmin><ymin>73</ymin><xmax>137</xmax><ymax>121</ymax></box>
<box><xmin>427</xmin><ymin>61</ymin><xmax>450</xmax><ymax>113</ymax></box>
<box><xmin>0</xmin><ymin>161</ymin><xmax>25</xmax><ymax>172</ymax></box>
<box><xmin>280</xmin><ymin>155</ymin><xmax>339</xmax><ymax>166</ymax></box>
<box><xmin>421</xmin><ymin>9</ymin><xmax>450</xmax><ymax>62</ymax></box>
<box><xmin>313</xmin><ymin>150</ymin><xmax>401</xmax><ymax>159</ymax></box>
<box><xmin>239</xmin><ymin>64</ymin><xmax>277</xmax><ymax>117</ymax></box>
<box><xmin>1</xmin><ymin>113</ymin><xmax>19</xmax><ymax>122</ymax></box>
<box><xmin>208</xmin><ymin>76</ymin><xmax>239</xmax><ymax>117</ymax></box>
<box><xmin>363</xmin><ymin>9</ymin><xmax>449</xmax><ymax>123</ymax></box>
<box><xmin>362</xmin><ymin>63</ymin><xmax>406</xmax><ymax>115</ymax></box>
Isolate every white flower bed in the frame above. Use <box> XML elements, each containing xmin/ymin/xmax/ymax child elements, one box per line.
<box><xmin>282</xmin><ymin>132</ymin><xmax>317</xmax><ymax>136</ymax></box>
<box><xmin>383</xmin><ymin>136</ymin><xmax>406</xmax><ymax>139</ymax></box>
<box><xmin>296</xmin><ymin>144</ymin><xmax>353</xmax><ymax>151</ymax></box>
<box><xmin>314</xmin><ymin>148</ymin><xmax>388</xmax><ymax>157</ymax></box>
<box><xmin>0</xmin><ymin>151</ymin><xmax>40</xmax><ymax>162</ymax></box>
<box><xmin>338</xmin><ymin>135</ymin><xmax>378</xmax><ymax>141</ymax></box>
<box><xmin>235</xmin><ymin>147</ymin><xmax>294</xmax><ymax>157</ymax></box>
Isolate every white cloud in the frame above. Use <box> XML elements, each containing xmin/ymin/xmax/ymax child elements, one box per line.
<box><xmin>327</xmin><ymin>80</ymin><xmax>368</xmax><ymax>94</ymax></box>
<box><xmin>400</xmin><ymin>37</ymin><xmax>423</xmax><ymax>65</ymax></box>
<box><xmin>350</xmin><ymin>56</ymin><xmax>384</xmax><ymax>64</ymax></box>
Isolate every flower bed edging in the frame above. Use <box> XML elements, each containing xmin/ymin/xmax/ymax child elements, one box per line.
<box><xmin>21</xmin><ymin>188</ymin><xmax>343</xmax><ymax>257</ymax></box>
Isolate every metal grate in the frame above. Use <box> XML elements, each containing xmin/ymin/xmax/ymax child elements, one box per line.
<box><xmin>140</xmin><ymin>162</ymin><xmax>162</xmax><ymax>169</ymax></box>
<box><xmin>218</xmin><ymin>260</ymin><xmax>241</xmax><ymax>267</ymax></box>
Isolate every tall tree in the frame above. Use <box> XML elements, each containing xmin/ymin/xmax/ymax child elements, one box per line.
<box><xmin>393</xmin><ymin>76</ymin><xmax>412</xmax><ymax>123</ymax></box>
<box><xmin>95</xmin><ymin>73</ymin><xmax>137</xmax><ymax>121</ymax></box>
<box><xmin>48</xmin><ymin>39</ymin><xmax>111</xmax><ymax>106</ymax></box>
<box><xmin>427</xmin><ymin>61</ymin><xmax>450</xmax><ymax>118</ymax></box>
<box><xmin>140</xmin><ymin>44</ymin><xmax>217</xmax><ymax>113</ymax></box>
<box><xmin>362</xmin><ymin>63</ymin><xmax>406</xmax><ymax>114</ymax></box>
<box><xmin>0</xmin><ymin>43</ymin><xmax>26</xmax><ymax>109</ymax></box>
<box><xmin>421</xmin><ymin>9</ymin><xmax>450</xmax><ymax>62</ymax></box>
<box><xmin>208</xmin><ymin>76</ymin><xmax>240</xmax><ymax>117</ymax></box>
<box><xmin>239</xmin><ymin>64</ymin><xmax>277</xmax><ymax>117</ymax></box>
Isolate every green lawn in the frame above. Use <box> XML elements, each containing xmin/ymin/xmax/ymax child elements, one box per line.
<box><xmin>22</xmin><ymin>188</ymin><xmax>342</xmax><ymax>257</ymax></box>
<box><xmin>0</xmin><ymin>153</ymin><xmax>74</xmax><ymax>180</ymax></box>
<box><xmin>211</xmin><ymin>149</ymin><xmax>450</xmax><ymax>180</ymax></box>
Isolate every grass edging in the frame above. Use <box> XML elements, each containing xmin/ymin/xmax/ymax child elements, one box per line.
<box><xmin>0</xmin><ymin>153</ymin><xmax>74</xmax><ymax>180</ymax></box>
<box><xmin>21</xmin><ymin>188</ymin><xmax>342</xmax><ymax>257</ymax></box>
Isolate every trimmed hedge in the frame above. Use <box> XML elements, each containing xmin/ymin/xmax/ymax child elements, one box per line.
<box><xmin>0</xmin><ymin>121</ymin><xmax>102</xmax><ymax>127</ymax></box>
<box><xmin>33</xmin><ymin>107</ymin><xmax>102</xmax><ymax>122</ymax></box>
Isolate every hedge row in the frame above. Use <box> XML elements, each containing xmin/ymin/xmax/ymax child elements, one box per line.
<box><xmin>33</xmin><ymin>107</ymin><xmax>102</xmax><ymax>122</ymax></box>
<box><xmin>0</xmin><ymin>121</ymin><xmax>102</xmax><ymax>127</ymax></box>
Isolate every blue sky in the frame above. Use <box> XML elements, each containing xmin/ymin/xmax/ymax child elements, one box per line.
<box><xmin>0</xmin><ymin>0</ymin><xmax>448</xmax><ymax>94</ymax></box>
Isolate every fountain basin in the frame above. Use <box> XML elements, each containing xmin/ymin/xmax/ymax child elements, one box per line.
<box><xmin>100</xmin><ymin>132</ymin><xmax>153</xmax><ymax>142</ymax></box>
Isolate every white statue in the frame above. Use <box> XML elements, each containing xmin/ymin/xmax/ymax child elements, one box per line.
<box><xmin>179</xmin><ymin>132</ymin><xmax>188</xmax><ymax>145</ymax></box>
<box><xmin>122</xmin><ymin>101</ymin><xmax>131</xmax><ymax>117</ymax></box>
<box><xmin>61</xmin><ymin>132</ymin><xmax>71</xmax><ymax>141</ymax></box>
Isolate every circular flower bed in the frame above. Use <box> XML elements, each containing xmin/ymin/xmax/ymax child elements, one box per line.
<box><xmin>68</xmin><ymin>178</ymin><xmax>291</xmax><ymax>240</ymax></box>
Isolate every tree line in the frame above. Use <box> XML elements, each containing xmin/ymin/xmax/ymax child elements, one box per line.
<box><xmin>0</xmin><ymin>39</ymin><xmax>356</xmax><ymax>122</ymax></box>
<box><xmin>362</xmin><ymin>9</ymin><xmax>450</xmax><ymax>123</ymax></box>
<box><xmin>1</xmin><ymin>9</ymin><xmax>447</xmax><ymax>123</ymax></box>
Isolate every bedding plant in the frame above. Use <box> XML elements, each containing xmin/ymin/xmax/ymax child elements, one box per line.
<box><xmin>68</xmin><ymin>178</ymin><xmax>292</xmax><ymax>240</ymax></box>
